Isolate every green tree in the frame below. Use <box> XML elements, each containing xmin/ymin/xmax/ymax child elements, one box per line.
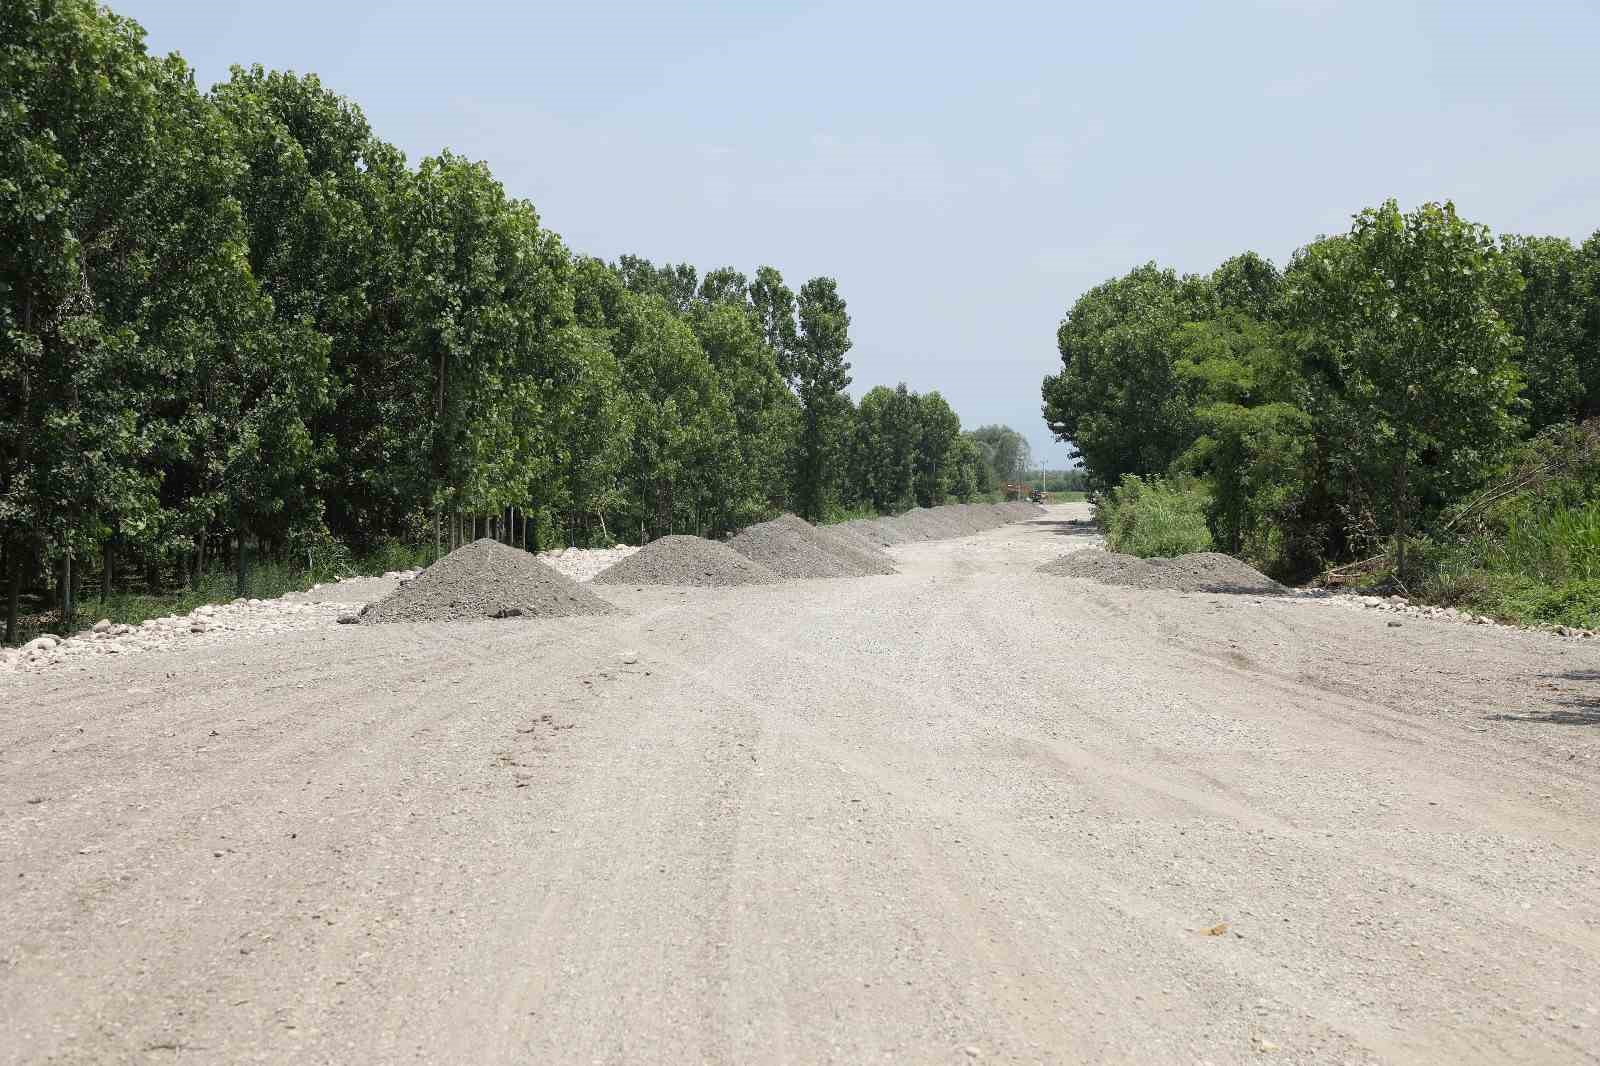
<box><xmin>1168</xmin><ymin>312</ymin><xmax>1310</xmax><ymax>566</ymax></box>
<box><xmin>1041</xmin><ymin>264</ymin><xmax>1203</xmax><ymax>487</ymax></box>
<box><xmin>915</xmin><ymin>391</ymin><xmax>961</xmax><ymax>506</ymax></box>
<box><xmin>966</xmin><ymin>425</ymin><xmax>1032</xmax><ymax>484</ymax></box>
<box><xmin>748</xmin><ymin>266</ymin><xmax>798</xmax><ymax>377</ymax></box>
<box><xmin>1500</xmin><ymin>234</ymin><xmax>1589</xmax><ymax>430</ymax></box>
<box><xmin>851</xmin><ymin>385</ymin><xmax>919</xmax><ymax>512</ymax></box>
<box><xmin>611</xmin><ymin>293</ymin><xmax>738</xmax><ymax>538</ymax></box>
<box><xmin>1580</xmin><ymin>232</ymin><xmax>1600</xmax><ymax>418</ymax></box>
<box><xmin>1209</xmin><ymin>251</ymin><xmax>1283</xmax><ymax>320</ymax></box>
<box><xmin>689</xmin><ymin>300</ymin><xmax>799</xmax><ymax>522</ymax></box>
<box><xmin>698</xmin><ymin>266</ymin><xmax>749</xmax><ymax>307</ymax></box>
<box><xmin>0</xmin><ymin>0</ymin><xmax>317</xmax><ymax>623</ymax></box>
<box><xmin>1285</xmin><ymin>200</ymin><xmax>1524</xmax><ymax>576</ymax></box>
<box><xmin>945</xmin><ymin>435</ymin><xmax>987</xmax><ymax>502</ymax></box>
<box><xmin>550</xmin><ymin>328</ymin><xmax>631</xmax><ymax>546</ymax></box>
<box><xmin>398</xmin><ymin>152</ymin><xmax>576</xmax><ymax>544</ymax></box>
<box><xmin>791</xmin><ymin>277</ymin><xmax>853</xmax><ymax>520</ymax></box>
<box><xmin>617</xmin><ymin>255</ymin><xmax>697</xmax><ymax>313</ymax></box>
<box><xmin>210</xmin><ymin>65</ymin><xmax>415</xmax><ymax>550</ymax></box>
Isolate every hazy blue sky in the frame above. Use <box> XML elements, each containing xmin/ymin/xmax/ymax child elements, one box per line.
<box><xmin>121</xmin><ymin>0</ymin><xmax>1600</xmax><ymax>467</ymax></box>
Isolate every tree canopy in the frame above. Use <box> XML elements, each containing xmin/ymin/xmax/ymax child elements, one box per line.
<box><xmin>1</xmin><ymin>0</ymin><xmax>1021</xmax><ymax>639</ymax></box>
<box><xmin>1042</xmin><ymin>198</ymin><xmax>1599</xmax><ymax>579</ymax></box>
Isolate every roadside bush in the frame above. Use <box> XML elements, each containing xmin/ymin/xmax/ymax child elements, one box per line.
<box><xmin>1410</xmin><ymin>425</ymin><xmax>1600</xmax><ymax>626</ymax></box>
<box><xmin>1097</xmin><ymin>475</ymin><xmax>1215</xmax><ymax>558</ymax></box>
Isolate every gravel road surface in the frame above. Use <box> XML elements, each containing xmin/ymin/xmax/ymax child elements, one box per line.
<box><xmin>5</xmin><ymin>504</ymin><xmax>1600</xmax><ymax>1064</ymax></box>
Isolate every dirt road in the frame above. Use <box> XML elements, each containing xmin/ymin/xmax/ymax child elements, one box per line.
<box><xmin>6</xmin><ymin>504</ymin><xmax>1600</xmax><ymax>1064</ymax></box>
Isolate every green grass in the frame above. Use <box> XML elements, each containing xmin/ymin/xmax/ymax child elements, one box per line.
<box><xmin>1412</xmin><ymin>500</ymin><xmax>1600</xmax><ymax>629</ymax></box>
<box><xmin>819</xmin><ymin>503</ymin><xmax>881</xmax><ymax>526</ymax></box>
<box><xmin>1098</xmin><ymin>475</ymin><xmax>1214</xmax><ymax>558</ymax></box>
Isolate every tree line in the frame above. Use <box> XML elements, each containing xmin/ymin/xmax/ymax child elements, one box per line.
<box><xmin>1042</xmin><ymin>199</ymin><xmax>1600</xmax><ymax>579</ymax></box>
<box><xmin>1</xmin><ymin>0</ymin><xmax>1016</xmax><ymax>639</ymax></box>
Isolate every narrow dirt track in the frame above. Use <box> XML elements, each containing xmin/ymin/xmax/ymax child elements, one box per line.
<box><xmin>5</xmin><ymin>504</ymin><xmax>1600</xmax><ymax>1064</ymax></box>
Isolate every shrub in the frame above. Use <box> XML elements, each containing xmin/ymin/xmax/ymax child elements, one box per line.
<box><xmin>1097</xmin><ymin>475</ymin><xmax>1215</xmax><ymax>558</ymax></box>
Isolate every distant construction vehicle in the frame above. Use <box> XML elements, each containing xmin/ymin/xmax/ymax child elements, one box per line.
<box><xmin>1003</xmin><ymin>482</ymin><xmax>1045</xmax><ymax>503</ymax></box>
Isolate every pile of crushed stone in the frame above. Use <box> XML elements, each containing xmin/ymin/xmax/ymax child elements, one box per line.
<box><xmin>593</xmin><ymin>535</ymin><xmax>780</xmax><ymax>587</ymax></box>
<box><xmin>841</xmin><ymin>500</ymin><xmax>1044</xmax><ymax>546</ymax></box>
<box><xmin>773</xmin><ymin>514</ymin><xmax>897</xmax><ymax>576</ymax></box>
<box><xmin>358</xmin><ymin>538</ymin><xmax>617</xmax><ymax>623</ymax></box>
<box><xmin>815</xmin><ymin>523</ymin><xmax>897</xmax><ymax>573</ymax></box>
<box><xmin>1040</xmin><ymin>549</ymin><xmax>1286</xmax><ymax>596</ymax></box>
<box><xmin>729</xmin><ymin>515</ymin><xmax>869</xmax><ymax>579</ymax></box>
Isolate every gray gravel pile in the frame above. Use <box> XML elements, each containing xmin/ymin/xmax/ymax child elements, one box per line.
<box><xmin>1041</xmin><ymin>549</ymin><xmax>1285</xmax><ymax>596</ymax></box>
<box><xmin>804</xmin><ymin>520</ymin><xmax>897</xmax><ymax>576</ymax></box>
<box><xmin>729</xmin><ymin>516</ymin><xmax>870</xmax><ymax>580</ymax></box>
<box><xmin>359</xmin><ymin>538</ymin><xmax>617</xmax><ymax>623</ymax></box>
<box><xmin>943</xmin><ymin>505</ymin><xmax>986</xmax><ymax>533</ymax></box>
<box><xmin>907</xmin><ymin>508</ymin><xmax>964</xmax><ymax>538</ymax></box>
<box><xmin>942</xmin><ymin>505</ymin><xmax>984</xmax><ymax>533</ymax></box>
<box><xmin>880</xmin><ymin>512</ymin><xmax>939</xmax><ymax>542</ymax></box>
<box><xmin>831</xmin><ymin>500</ymin><xmax>1044</xmax><ymax>547</ymax></box>
<box><xmin>848</xmin><ymin>518</ymin><xmax>906</xmax><ymax>547</ymax></box>
<box><xmin>592</xmin><ymin>535</ymin><xmax>781</xmax><ymax>587</ymax></box>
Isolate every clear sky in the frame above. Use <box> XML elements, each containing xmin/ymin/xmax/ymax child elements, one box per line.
<box><xmin>120</xmin><ymin>0</ymin><xmax>1600</xmax><ymax>468</ymax></box>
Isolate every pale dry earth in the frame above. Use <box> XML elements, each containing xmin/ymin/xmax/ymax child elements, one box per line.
<box><xmin>4</xmin><ymin>503</ymin><xmax>1600</xmax><ymax>1064</ymax></box>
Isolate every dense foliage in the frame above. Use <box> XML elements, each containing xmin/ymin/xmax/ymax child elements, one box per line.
<box><xmin>1095</xmin><ymin>475</ymin><xmax>1214</xmax><ymax>558</ymax></box>
<box><xmin>0</xmin><ymin>0</ymin><xmax>1021</xmax><ymax>640</ymax></box>
<box><xmin>1042</xmin><ymin>199</ymin><xmax>1600</xmax><ymax>621</ymax></box>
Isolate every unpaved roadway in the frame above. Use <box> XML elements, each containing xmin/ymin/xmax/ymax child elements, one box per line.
<box><xmin>5</xmin><ymin>504</ymin><xmax>1600</xmax><ymax>1064</ymax></box>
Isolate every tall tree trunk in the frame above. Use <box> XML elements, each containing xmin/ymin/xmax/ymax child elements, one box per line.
<box><xmin>1394</xmin><ymin>444</ymin><xmax>1411</xmax><ymax>582</ymax></box>
<box><xmin>61</xmin><ymin>549</ymin><xmax>73</xmax><ymax>630</ymax></box>
<box><xmin>5</xmin><ymin>540</ymin><xmax>20</xmax><ymax>645</ymax></box>
<box><xmin>235</xmin><ymin>528</ymin><xmax>248</xmax><ymax>598</ymax></box>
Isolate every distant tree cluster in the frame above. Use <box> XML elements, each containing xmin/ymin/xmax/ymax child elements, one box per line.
<box><xmin>0</xmin><ymin>0</ymin><xmax>1020</xmax><ymax>638</ymax></box>
<box><xmin>1042</xmin><ymin>199</ymin><xmax>1600</xmax><ymax>577</ymax></box>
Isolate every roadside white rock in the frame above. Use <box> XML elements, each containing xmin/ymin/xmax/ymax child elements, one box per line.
<box><xmin>536</xmin><ymin>544</ymin><xmax>642</xmax><ymax>583</ymax></box>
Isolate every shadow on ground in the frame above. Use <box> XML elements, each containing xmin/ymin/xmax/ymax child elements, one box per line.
<box><xmin>1025</xmin><ymin>518</ymin><xmax>1101</xmax><ymax>539</ymax></box>
<box><xmin>1486</xmin><ymin>670</ymin><xmax>1600</xmax><ymax>726</ymax></box>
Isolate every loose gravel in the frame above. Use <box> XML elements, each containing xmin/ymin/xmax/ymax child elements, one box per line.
<box><xmin>813</xmin><ymin>523</ymin><xmax>897</xmax><ymax>574</ymax></box>
<box><xmin>537</xmin><ymin>543</ymin><xmax>639</xmax><ymax>583</ymax></box>
<box><xmin>729</xmin><ymin>516</ymin><xmax>868</xmax><ymax>580</ymax></box>
<box><xmin>770</xmin><ymin>515</ymin><xmax>897</xmax><ymax>577</ymax></box>
<box><xmin>1042</xmin><ymin>548</ymin><xmax>1287</xmax><ymax>596</ymax></box>
<box><xmin>12</xmin><ymin>501</ymin><xmax>1600</xmax><ymax>1064</ymax></box>
<box><xmin>839</xmin><ymin>501</ymin><xmax>1027</xmax><ymax>546</ymax></box>
<box><xmin>359</xmin><ymin>538</ymin><xmax>616</xmax><ymax>623</ymax></box>
<box><xmin>593</xmin><ymin>535</ymin><xmax>781</xmax><ymax>587</ymax></box>
<box><xmin>0</xmin><ymin>599</ymin><xmax>350</xmax><ymax>674</ymax></box>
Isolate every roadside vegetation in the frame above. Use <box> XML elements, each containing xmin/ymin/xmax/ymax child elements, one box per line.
<box><xmin>0</xmin><ymin>0</ymin><xmax>1033</xmax><ymax>644</ymax></box>
<box><xmin>1095</xmin><ymin>476</ymin><xmax>1214</xmax><ymax>558</ymax></box>
<box><xmin>1043</xmin><ymin>199</ymin><xmax>1600</xmax><ymax>628</ymax></box>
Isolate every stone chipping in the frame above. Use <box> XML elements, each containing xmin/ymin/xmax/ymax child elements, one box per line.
<box><xmin>358</xmin><ymin>538</ymin><xmax>617</xmax><ymax>623</ymax></box>
<box><xmin>773</xmin><ymin>515</ymin><xmax>897</xmax><ymax>577</ymax></box>
<box><xmin>728</xmin><ymin>516</ymin><xmax>868</xmax><ymax>580</ymax></box>
<box><xmin>592</xmin><ymin>535</ymin><xmax>781</xmax><ymax>587</ymax></box>
<box><xmin>1040</xmin><ymin>549</ymin><xmax>1286</xmax><ymax>596</ymax></box>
